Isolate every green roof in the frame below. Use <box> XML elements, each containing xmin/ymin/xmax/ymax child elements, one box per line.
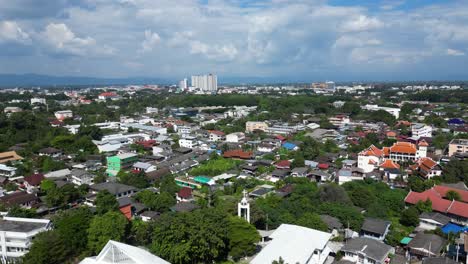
<box><xmin>400</xmin><ymin>237</ymin><xmax>412</xmax><ymax>245</ymax></box>
<box><xmin>193</xmin><ymin>176</ymin><xmax>212</xmax><ymax>184</ymax></box>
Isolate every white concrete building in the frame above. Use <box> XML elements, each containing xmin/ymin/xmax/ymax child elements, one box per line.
<box><xmin>179</xmin><ymin>136</ymin><xmax>198</xmax><ymax>149</ymax></box>
<box><xmin>411</xmin><ymin>123</ymin><xmax>432</xmax><ymax>138</ymax></box>
<box><xmin>226</xmin><ymin>132</ymin><xmax>245</xmax><ymax>143</ymax></box>
<box><xmin>30</xmin><ymin>98</ymin><xmax>46</xmax><ymax>105</ymax></box>
<box><xmin>0</xmin><ymin>164</ymin><xmax>16</xmax><ymax>177</ymax></box>
<box><xmin>245</xmin><ymin>121</ymin><xmax>268</xmax><ymax>133</ymax></box>
<box><xmin>340</xmin><ymin>237</ymin><xmax>393</xmax><ymax>264</ymax></box>
<box><xmin>54</xmin><ymin>110</ymin><xmax>73</xmax><ymax>121</ymax></box>
<box><xmin>362</xmin><ymin>104</ymin><xmax>400</xmax><ymax>119</ymax></box>
<box><xmin>0</xmin><ymin>217</ymin><xmax>51</xmax><ymax>260</ymax></box>
<box><xmin>191</xmin><ymin>74</ymin><xmax>217</xmax><ymax>93</ymax></box>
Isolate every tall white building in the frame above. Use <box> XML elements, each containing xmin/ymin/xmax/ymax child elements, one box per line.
<box><xmin>178</xmin><ymin>78</ymin><xmax>188</xmax><ymax>91</ymax></box>
<box><xmin>0</xmin><ymin>217</ymin><xmax>51</xmax><ymax>260</ymax></box>
<box><xmin>191</xmin><ymin>74</ymin><xmax>217</xmax><ymax>93</ymax></box>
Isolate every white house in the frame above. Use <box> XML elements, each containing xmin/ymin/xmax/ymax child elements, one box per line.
<box><xmin>226</xmin><ymin>132</ymin><xmax>245</xmax><ymax>143</ymax></box>
<box><xmin>208</xmin><ymin>130</ymin><xmax>225</xmax><ymax>142</ymax></box>
<box><xmin>0</xmin><ymin>217</ymin><xmax>52</xmax><ymax>260</ymax></box>
<box><xmin>251</xmin><ymin>224</ymin><xmax>332</xmax><ymax>264</ymax></box>
<box><xmin>0</xmin><ymin>164</ymin><xmax>16</xmax><ymax>177</ymax></box>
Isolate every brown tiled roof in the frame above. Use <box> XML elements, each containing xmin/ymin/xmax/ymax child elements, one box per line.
<box><xmin>0</xmin><ymin>151</ymin><xmax>23</xmax><ymax>164</ymax></box>
<box><xmin>0</xmin><ymin>192</ymin><xmax>38</xmax><ymax>207</ymax></box>
<box><xmin>223</xmin><ymin>149</ymin><xmax>253</xmax><ymax>159</ymax></box>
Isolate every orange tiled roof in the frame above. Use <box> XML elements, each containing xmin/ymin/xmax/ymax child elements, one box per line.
<box><xmin>379</xmin><ymin>159</ymin><xmax>400</xmax><ymax>169</ymax></box>
<box><xmin>390</xmin><ymin>142</ymin><xmax>417</xmax><ymax>154</ymax></box>
<box><xmin>359</xmin><ymin>145</ymin><xmax>383</xmax><ymax>157</ymax></box>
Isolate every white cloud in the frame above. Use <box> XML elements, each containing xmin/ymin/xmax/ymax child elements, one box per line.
<box><xmin>446</xmin><ymin>48</ymin><xmax>465</xmax><ymax>56</ymax></box>
<box><xmin>0</xmin><ymin>21</ymin><xmax>30</xmax><ymax>43</ymax></box>
<box><xmin>40</xmin><ymin>23</ymin><xmax>114</xmax><ymax>56</ymax></box>
<box><xmin>340</xmin><ymin>15</ymin><xmax>384</xmax><ymax>32</ymax></box>
<box><xmin>190</xmin><ymin>40</ymin><xmax>238</xmax><ymax>61</ymax></box>
<box><xmin>140</xmin><ymin>29</ymin><xmax>160</xmax><ymax>52</ymax></box>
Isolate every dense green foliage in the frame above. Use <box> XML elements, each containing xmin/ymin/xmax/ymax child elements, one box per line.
<box><xmin>87</xmin><ymin>211</ymin><xmax>128</xmax><ymax>254</ymax></box>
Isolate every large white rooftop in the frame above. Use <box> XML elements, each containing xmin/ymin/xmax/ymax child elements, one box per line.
<box><xmin>250</xmin><ymin>224</ymin><xmax>332</xmax><ymax>264</ymax></box>
<box><xmin>80</xmin><ymin>240</ymin><xmax>170</xmax><ymax>264</ymax></box>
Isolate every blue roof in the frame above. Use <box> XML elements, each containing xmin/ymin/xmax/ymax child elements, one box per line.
<box><xmin>441</xmin><ymin>223</ymin><xmax>468</xmax><ymax>234</ymax></box>
<box><xmin>448</xmin><ymin>118</ymin><xmax>464</xmax><ymax>125</ymax></box>
<box><xmin>282</xmin><ymin>142</ymin><xmax>297</xmax><ymax>150</ymax></box>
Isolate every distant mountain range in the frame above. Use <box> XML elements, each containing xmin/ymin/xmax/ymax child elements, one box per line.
<box><xmin>0</xmin><ymin>74</ymin><xmax>172</xmax><ymax>87</ymax></box>
<box><xmin>0</xmin><ymin>73</ymin><xmax>296</xmax><ymax>87</ymax></box>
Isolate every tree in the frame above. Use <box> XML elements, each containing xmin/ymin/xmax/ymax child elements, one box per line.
<box><xmin>87</xmin><ymin>211</ymin><xmax>128</xmax><ymax>254</ymax></box>
<box><xmin>150</xmin><ymin>208</ymin><xmax>229</xmax><ymax>263</ymax></box>
<box><xmin>349</xmin><ymin>187</ymin><xmax>375</xmax><ymax>209</ymax></box>
<box><xmin>118</xmin><ymin>171</ymin><xmax>149</xmax><ymax>188</ymax></box>
<box><xmin>22</xmin><ymin>231</ymin><xmax>70</xmax><ymax>264</ymax></box>
<box><xmin>78</xmin><ymin>125</ymin><xmax>103</xmax><ymax>140</ymax></box>
<box><xmin>400</xmin><ymin>207</ymin><xmax>420</xmax><ymax>227</ymax></box>
<box><xmin>291</xmin><ymin>152</ymin><xmax>305</xmax><ymax>168</ymax></box>
<box><xmin>227</xmin><ymin>216</ymin><xmax>260</xmax><ymax>260</ymax></box>
<box><xmin>295</xmin><ymin>213</ymin><xmax>328</xmax><ymax>231</ymax></box>
<box><xmin>40</xmin><ymin>179</ymin><xmax>56</xmax><ymax>193</ymax></box>
<box><xmin>342</xmin><ymin>102</ymin><xmax>361</xmax><ymax>116</ymax></box>
<box><xmin>317</xmin><ymin>184</ymin><xmax>351</xmax><ymax>204</ymax></box>
<box><xmin>54</xmin><ymin>207</ymin><xmax>93</xmax><ymax>256</ymax></box>
<box><xmin>415</xmin><ymin>199</ymin><xmax>432</xmax><ymax>213</ymax></box>
<box><xmin>93</xmin><ymin>173</ymin><xmax>107</xmax><ymax>184</ymax></box>
<box><xmin>45</xmin><ymin>187</ymin><xmax>65</xmax><ymax>207</ymax></box>
<box><xmin>8</xmin><ymin>206</ymin><xmax>36</xmax><ymax>218</ymax></box>
<box><xmin>95</xmin><ymin>190</ymin><xmax>119</xmax><ymax>215</ymax></box>
<box><xmin>135</xmin><ymin>190</ymin><xmax>176</xmax><ymax>212</ymax></box>
<box><xmin>446</xmin><ymin>190</ymin><xmax>462</xmax><ymax>201</ymax></box>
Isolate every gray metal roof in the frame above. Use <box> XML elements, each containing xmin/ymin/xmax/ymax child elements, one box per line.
<box><xmin>341</xmin><ymin>237</ymin><xmax>393</xmax><ymax>262</ymax></box>
<box><xmin>361</xmin><ymin>218</ymin><xmax>391</xmax><ymax>236</ymax></box>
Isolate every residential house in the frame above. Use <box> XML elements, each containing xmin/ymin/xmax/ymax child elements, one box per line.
<box><xmin>70</xmin><ymin>169</ymin><xmax>94</xmax><ymax>186</ymax></box>
<box><xmin>257</xmin><ymin>143</ymin><xmax>276</xmax><ymax>153</ymax></box>
<box><xmin>38</xmin><ymin>147</ymin><xmax>62</xmax><ymax>158</ymax></box>
<box><xmin>140</xmin><ymin>211</ymin><xmax>160</xmax><ymax>222</ymax></box>
<box><xmin>282</xmin><ymin>142</ymin><xmax>299</xmax><ymax>151</ymax></box>
<box><xmin>24</xmin><ymin>173</ymin><xmax>45</xmax><ymax>192</ymax></box>
<box><xmin>407</xmin><ymin>233</ymin><xmax>446</xmax><ymax>258</ymax></box>
<box><xmin>360</xmin><ymin>218</ymin><xmax>391</xmax><ymax>241</ymax></box>
<box><xmin>208</xmin><ymin>130</ymin><xmax>225</xmax><ymax>142</ymax></box>
<box><xmin>223</xmin><ymin>149</ymin><xmax>253</xmax><ymax>159</ymax></box>
<box><xmin>0</xmin><ymin>192</ymin><xmax>39</xmax><ymax>209</ymax></box>
<box><xmin>225</xmin><ymin>132</ymin><xmax>245</xmax><ymax>143</ymax></box>
<box><xmin>89</xmin><ymin>182</ymin><xmax>137</xmax><ymax>199</ymax></box>
<box><xmin>291</xmin><ymin>167</ymin><xmax>310</xmax><ymax>177</ymax></box>
<box><xmin>340</xmin><ymin>237</ymin><xmax>394</xmax><ymax>264</ymax></box>
<box><xmin>410</xmin><ymin>157</ymin><xmax>442</xmax><ymax>179</ymax></box>
<box><xmin>320</xmin><ymin>215</ymin><xmax>343</xmax><ymax>237</ymax></box>
<box><xmin>0</xmin><ymin>217</ymin><xmax>51</xmax><ymax>260</ymax></box>
<box><xmin>251</xmin><ymin>224</ymin><xmax>333</xmax><ymax>264</ymax></box>
<box><xmin>176</xmin><ymin>187</ymin><xmax>194</xmax><ymax>203</ymax></box>
<box><xmin>132</xmin><ymin>162</ymin><xmax>156</xmax><ymax>174</ymax></box>
<box><xmin>44</xmin><ymin>168</ymin><xmax>71</xmax><ymax>179</ymax></box>
<box><xmin>418</xmin><ymin>212</ymin><xmax>451</xmax><ymax>231</ymax></box>
<box><xmin>275</xmin><ymin>160</ymin><xmax>291</xmax><ymax>170</ymax></box>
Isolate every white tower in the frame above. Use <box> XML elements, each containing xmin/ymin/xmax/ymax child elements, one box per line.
<box><xmin>238</xmin><ymin>190</ymin><xmax>250</xmax><ymax>223</ymax></box>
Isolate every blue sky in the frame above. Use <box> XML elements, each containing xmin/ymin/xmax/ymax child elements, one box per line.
<box><xmin>0</xmin><ymin>0</ymin><xmax>467</xmax><ymax>81</ymax></box>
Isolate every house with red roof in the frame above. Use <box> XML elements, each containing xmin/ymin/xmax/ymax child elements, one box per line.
<box><xmin>176</xmin><ymin>187</ymin><xmax>194</xmax><ymax>203</ymax></box>
<box><xmin>223</xmin><ymin>150</ymin><xmax>253</xmax><ymax>160</ymax></box>
<box><xmin>410</xmin><ymin>157</ymin><xmax>442</xmax><ymax>179</ymax></box>
<box><xmin>275</xmin><ymin>160</ymin><xmax>291</xmax><ymax>170</ymax></box>
<box><xmin>24</xmin><ymin>173</ymin><xmax>45</xmax><ymax>192</ymax></box>
<box><xmin>405</xmin><ymin>185</ymin><xmax>468</xmax><ymax>224</ymax></box>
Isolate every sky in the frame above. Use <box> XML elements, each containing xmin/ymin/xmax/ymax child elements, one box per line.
<box><xmin>0</xmin><ymin>0</ymin><xmax>467</xmax><ymax>81</ymax></box>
